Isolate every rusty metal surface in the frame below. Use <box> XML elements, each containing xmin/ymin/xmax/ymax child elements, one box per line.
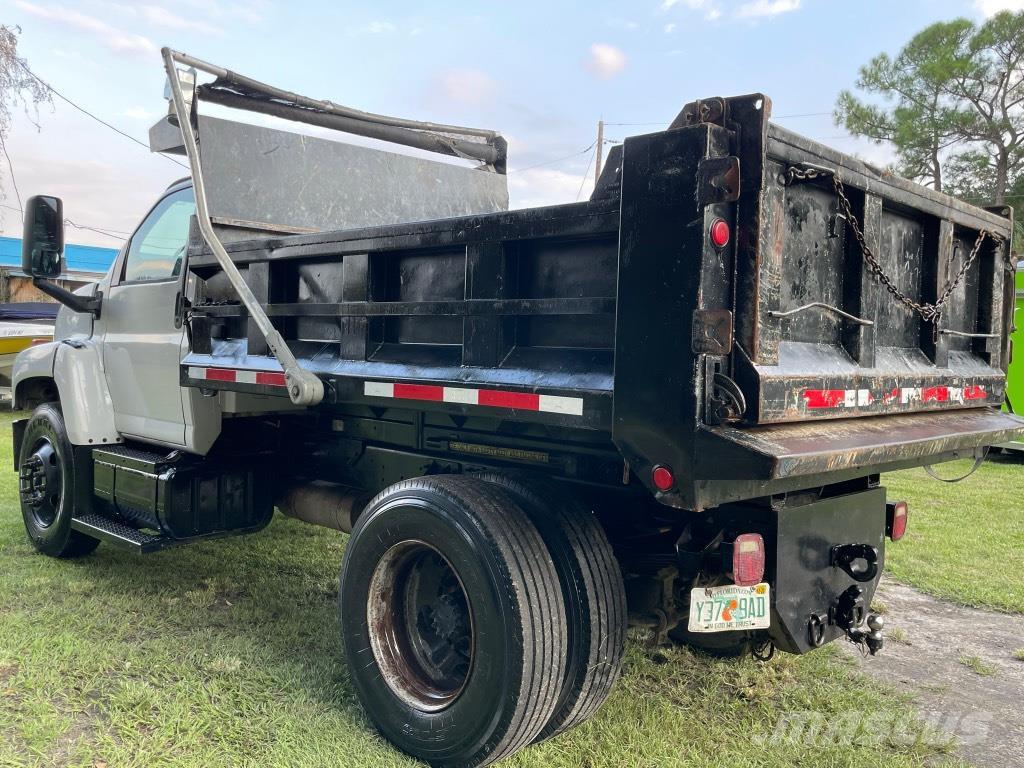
<box><xmin>709</xmin><ymin>408</ymin><xmax>1024</xmax><ymax>479</ymax></box>
<box><xmin>276</xmin><ymin>480</ymin><xmax>361</xmax><ymax>532</ymax></box>
<box><xmin>691</xmin><ymin>309</ymin><xmax>734</xmax><ymax>355</ymax></box>
<box><xmin>179</xmin><ymin>91</ymin><xmax>1020</xmax><ymax>511</ymax></box>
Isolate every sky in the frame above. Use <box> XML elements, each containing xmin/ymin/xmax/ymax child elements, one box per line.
<box><xmin>0</xmin><ymin>0</ymin><xmax>1022</xmax><ymax>247</ymax></box>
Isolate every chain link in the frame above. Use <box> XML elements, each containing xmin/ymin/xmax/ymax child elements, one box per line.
<box><xmin>785</xmin><ymin>166</ymin><xmax>1006</xmax><ymax>326</ymax></box>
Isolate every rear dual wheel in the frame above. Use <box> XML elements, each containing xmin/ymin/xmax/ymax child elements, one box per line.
<box><xmin>477</xmin><ymin>473</ymin><xmax>627</xmax><ymax>742</ymax></box>
<box><xmin>339</xmin><ymin>474</ymin><xmax>626</xmax><ymax>766</ymax></box>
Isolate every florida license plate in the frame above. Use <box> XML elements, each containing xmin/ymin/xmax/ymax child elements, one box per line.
<box><xmin>687</xmin><ymin>583</ymin><xmax>771</xmax><ymax>633</ymax></box>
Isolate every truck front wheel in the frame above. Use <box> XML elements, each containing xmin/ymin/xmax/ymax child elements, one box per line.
<box><xmin>339</xmin><ymin>475</ymin><xmax>567</xmax><ymax>767</ymax></box>
<box><xmin>18</xmin><ymin>403</ymin><xmax>99</xmax><ymax>558</ymax></box>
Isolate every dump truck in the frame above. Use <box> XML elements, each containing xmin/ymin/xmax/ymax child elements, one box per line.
<box><xmin>11</xmin><ymin>48</ymin><xmax>1022</xmax><ymax>767</ymax></box>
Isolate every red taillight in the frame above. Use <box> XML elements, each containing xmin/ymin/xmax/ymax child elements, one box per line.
<box><xmin>652</xmin><ymin>465</ymin><xmax>675</xmax><ymax>492</ymax></box>
<box><xmin>887</xmin><ymin>501</ymin><xmax>908</xmax><ymax>541</ymax></box>
<box><xmin>709</xmin><ymin>218</ymin><xmax>730</xmax><ymax>248</ymax></box>
<box><xmin>732</xmin><ymin>533</ymin><xmax>765</xmax><ymax>587</ymax></box>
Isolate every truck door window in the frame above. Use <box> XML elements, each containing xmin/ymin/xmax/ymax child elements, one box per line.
<box><xmin>122</xmin><ymin>187</ymin><xmax>195</xmax><ymax>283</ymax></box>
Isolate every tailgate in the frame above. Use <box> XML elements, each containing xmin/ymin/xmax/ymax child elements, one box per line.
<box><xmin>734</xmin><ymin>123</ymin><xmax>1015</xmax><ymax>425</ymax></box>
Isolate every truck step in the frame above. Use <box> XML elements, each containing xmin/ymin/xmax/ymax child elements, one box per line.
<box><xmin>71</xmin><ymin>513</ymin><xmax>175</xmax><ymax>554</ymax></box>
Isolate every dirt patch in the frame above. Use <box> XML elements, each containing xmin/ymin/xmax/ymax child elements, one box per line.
<box><xmin>0</xmin><ymin>665</ymin><xmax>15</xmax><ymax>686</ymax></box>
<box><xmin>48</xmin><ymin>704</ymin><xmax>103</xmax><ymax>767</ymax></box>
<box><xmin>844</xmin><ymin>578</ymin><xmax>1024</xmax><ymax>768</ymax></box>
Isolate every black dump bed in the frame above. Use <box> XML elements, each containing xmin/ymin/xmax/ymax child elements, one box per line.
<box><xmin>183</xmin><ymin>93</ymin><xmax>1023</xmax><ymax>511</ymax></box>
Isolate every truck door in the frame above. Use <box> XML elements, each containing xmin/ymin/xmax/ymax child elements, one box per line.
<box><xmin>102</xmin><ymin>186</ymin><xmax>195</xmax><ymax>446</ymax></box>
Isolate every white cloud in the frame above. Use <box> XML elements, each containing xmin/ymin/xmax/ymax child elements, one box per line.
<box><xmin>661</xmin><ymin>0</ymin><xmax>709</xmax><ymax>9</ymax></box>
<box><xmin>664</xmin><ymin>22</ymin><xmax>677</xmax><ymax>33</ymax></box>
<box><xmin>436</xmin><ymin>69</ymin><xmax>498</xmax><ymax>105</ymax></box>
<box><xmin>172</xmin><ymin>0</ymin><xmax>267</xmax><ymax>25</ymax></box>
<box><xmin>974</xmin><ymin>0</ymin><xmax>1024</xmax><ymax>15</ymax></box>
<box><xmin>224</xmin><ymin>1</ymin><xmax>266</xmax><ymax>24</ymax></box>
<box><xmin>122</xmin><ymin>106</ymin><xmax>157</xmax><ymax>120</ymax></box>
<box><xmin>14</xmin><ymin>1</ymin><xmax>156</xmax><ymax>56</ymax></box>
<box><xmin>661</xmin><ymin>0</ymin><xmax>724</xmax><ymax>20</ymax></box>
<box><xmin>140</xmin><ymin>5</ymin><xmax>221</xmax><ymax>35</ymax></box>
<box><xmin>353</xmin><ymin>20</ymin><xmax>397</xmax><ymax>34</ymax></box>
<box><xmin>586</xmin><ymin>43</ymin><xmax>627</xmax><ymax>80</ymax></box>
<box><xmin>507</xmin><ymin>167</ymin><xmax>591</xmax><ymax>209</ymax></box>
<box><xmin>736</xmin><ymin>0</ymin><xmax>802</xmax><ymax>18</ymax></box>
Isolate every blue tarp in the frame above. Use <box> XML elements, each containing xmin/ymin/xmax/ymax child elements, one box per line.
<box><xmin>0</xmin><ymin>235</ymin><xmax>118</xmax><ymax>275</ymax></box>
<box><xmin>0</xmin><ymin>302</ymin><xmax>59</xmax><ymax>320</ymax></box>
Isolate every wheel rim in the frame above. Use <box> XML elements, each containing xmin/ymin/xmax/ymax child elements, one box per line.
<box><xmin>19</xmin><ymin>437</ymin><xmax>63</xmax><ymax>529</ymax></box>
<box><xmin>367</xmin><ymin>540</ymin><xmax>474</xmax><ymax>712</ymax></box>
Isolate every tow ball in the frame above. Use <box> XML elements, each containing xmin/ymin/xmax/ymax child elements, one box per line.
<box><xmin>806</xmin><ymin>544</ymin><xmax>886</xmax><ymax>655</ymax></box>
<box><xmin>834</xmin><ymin>584</ymin><xmax>884</xmax><ymax>655</ymax></box>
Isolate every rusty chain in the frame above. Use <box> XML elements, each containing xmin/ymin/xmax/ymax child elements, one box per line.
<box><xmin>785</xmin><ymin>165</ymin><xmax>1006</xmax><ymax>325</ymax></box>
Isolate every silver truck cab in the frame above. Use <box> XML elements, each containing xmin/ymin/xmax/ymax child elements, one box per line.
<box><xmin>13</xmin><ymin>179</ymin><xmax>222</xmax><ymax>455</ymax></box>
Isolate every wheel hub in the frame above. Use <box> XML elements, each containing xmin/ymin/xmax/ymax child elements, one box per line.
<box><xmin>367</xmin><ymin>540</ymin><xmax>474</xmax><ymax>712</ymax></box>
<box><xmin>19</xmin><ymin>439</ymin><xmax>62</xmax><ymax>529</ymax></box>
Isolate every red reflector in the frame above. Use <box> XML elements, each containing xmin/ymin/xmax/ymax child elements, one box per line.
<box><xmin>732</xmin><ymin>533</ymin><xmax>765</xmax><ymax>587</ymax></box>
<box><xmin>205</xmin><ymin>368</ymin><xmax>236</xmax><ymax>382</ymax></box>
<box><xmin>887</xmin><ymin>501</ymin><xmax>909</xmax><ymax>541</ymax></box>
<box><xmin>651</xmin><ymin>465</ymin><xmax>675</xmax><ymax>492</ymax></box>
<box><xmin>709</xmin><ymin>218</ymin><xmax>730</xmax><ymax>248</ymax></box>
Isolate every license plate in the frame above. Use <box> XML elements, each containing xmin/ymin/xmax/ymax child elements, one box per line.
<box><xmin>687</xmin><ymin>583</ymin><xmax>771</xmax><ymax>633</ymax></box>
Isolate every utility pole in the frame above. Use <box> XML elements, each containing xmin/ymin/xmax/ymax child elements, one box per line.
<box><xmin>595</xmin><ymin>119</ymin><xmax>604</xmax><ymax>180</ymax></box>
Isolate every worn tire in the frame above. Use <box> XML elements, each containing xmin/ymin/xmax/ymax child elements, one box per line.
<box><xmin>339</xmin><ymin>475</ymin><xmax>567</xmax><ymax>767</ymax></box>
<box><xmin>477</xmin><ymin>472</ymin><xmax>627</xmax><ymax>741</ymax></box>
<box><xmin>18</xmin><ymin>403</ymin><xmax>100</xmax><ymax>558</ymax></box>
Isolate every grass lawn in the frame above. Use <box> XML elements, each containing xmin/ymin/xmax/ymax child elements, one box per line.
<box><xmin>0</xmin><ymin>411</ymin><xmax>965</xmax><ymax>768</ymax></box>
<box><xmin>883</xmin><ymin>453</ymin><xmax>1024</xmax><ymax>614</ymax></box>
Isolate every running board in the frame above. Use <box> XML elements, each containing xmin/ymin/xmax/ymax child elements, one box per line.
<box><xmin>71</xmin><ymin>513</ymin><xmax>176</xmax><ymax>554</ymax></box>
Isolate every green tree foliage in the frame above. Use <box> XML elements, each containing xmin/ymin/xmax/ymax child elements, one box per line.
<box><xmin>836</xmin><ymin>11</ymin><xmax>1024</xmax><ymax>242</ymax></box>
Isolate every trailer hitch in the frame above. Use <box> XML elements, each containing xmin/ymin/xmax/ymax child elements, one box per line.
<box><xmin>832</xmin><ymin>585</ymin><xmax>885</xmax><ymax>655</ymax></box>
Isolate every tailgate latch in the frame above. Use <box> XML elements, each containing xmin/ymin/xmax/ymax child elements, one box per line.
<box><xmin>704</xmin><ymin>368</ymin><xmax>746</xmax><ymax>426</ymax></box>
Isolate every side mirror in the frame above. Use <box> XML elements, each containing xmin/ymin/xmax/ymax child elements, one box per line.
<box><xmin>21</xmin><ymin>195</ymin><xmax>64</xmax><ymax>278</ymax></box>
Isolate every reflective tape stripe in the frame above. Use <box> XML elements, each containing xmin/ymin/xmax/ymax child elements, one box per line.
<box><xmin>804</xmin><ymin>385</ymin><xmax>987</xmax><ymax>409</ymax></box>
<box><xmin>364</xmin><ymin>381</ymin><xmax>584</xmax><ymax>416</ymax></box>
<box><xmin>188</xmin><ymin>367</ymin><xmax>287</xmax><ymax>387</ymax></box>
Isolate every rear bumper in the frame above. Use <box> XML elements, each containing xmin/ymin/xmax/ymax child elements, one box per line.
<box><xmin>706</xmin><ymin>407</ymin><xmax>1024</xmax><ymax>480</ymax></box>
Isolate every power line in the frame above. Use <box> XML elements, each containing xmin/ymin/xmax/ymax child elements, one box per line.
<box><xmin>774</xmin><ymin>111</ymin><xmax>833</xmax><ymax>119</ymax></box>
<box><xmin>603</xmin><ymin>111</ymin><xmax>833</xmax><ymax>128</ymax></box>
<box><xmin>508</xmin><ymin>141</ymin><xmax>597</xmax><ymax>174</ymax></box>
<box><xmin>0</xmin><ymin>202</ymin><xmax>129</xmax><ymax>241</ymax></box>
<box><xmin>603</xmin><ymin>121</ymin><xmax>665</xmax><ymax>127</ymax></box>
<box><xmin>575</xmin><ymin>143</ymin><xmax>597</xmax><ymax>202</ymax></box>
<box><xmin>16</xmin><ymin>61</ymin><xmax>188</xmax><ymax>170</ymax></box>
<box><xmin>0</xmin><ymin>133</ymin><xmax>23</xmax><ymax>213</ymax></box>
<box><xmin>63</xmin><ymin>219</ymin><xmax>127</xmax><ymax>241</ymax></box>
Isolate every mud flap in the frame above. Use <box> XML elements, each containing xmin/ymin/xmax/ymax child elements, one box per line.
<box><xmin>768</xmin><ymin>486</ymin><xmax>886</xmax><ymax>654</ymax></box>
